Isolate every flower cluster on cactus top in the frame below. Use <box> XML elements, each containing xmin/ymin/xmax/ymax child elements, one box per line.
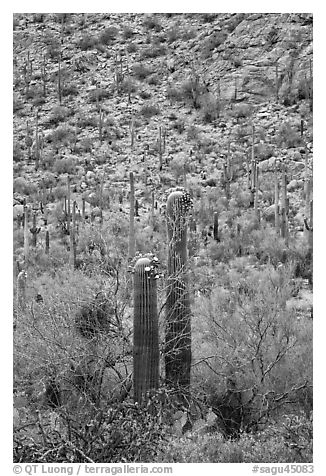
<box><xmin>128</xmin><ymin>252</ymin><xmax>161</xmax><ymax>278</ymax></box>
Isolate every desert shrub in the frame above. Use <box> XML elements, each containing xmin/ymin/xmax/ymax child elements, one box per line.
<box><xmin>230</xmin><ymin>103</ymin><xmax>252</xmax><ymax>119</ymax></box>
<box><xmin>186</xmin><ymin>125</ymin><xmax>201</xmax><ymax>142</ymax></box>
<box><xmin>88</xmin><ymin>87</ymin><xmax>110</xmax><ymax>103</ymax></box>
<box><xmin>79</xmin><ymin>137</ymin><xmax>93</xmax><ymax>153</ymax></box>
<box><xmin>40</xmin><ymin>172</ymin><xmax>57</xmax><ymax>189</ymax></box>
<box><xmin>166</xmin><ymin>86</ymin><xmax>183</xmax><ymax>102</ymax></box>
<box><xmin>13</xmin><ymin>95</ymin><xmax>24</xmax><ymax>113</ymax></box>
<box><xmin>139</xmin><ymin>104</ymin><xmax>160</xmax><ymax>118</ymax></box>
<box><xmin>13</xmin><ymin>177</ymin><xmax>37</xmax><ymax>196</ymax></box>
<box><xmin>171</xmin><ymin>117</ymin><xmax>185</xmax><ymax>134</ymax></box>
<box><xmin>14</xmin><ymin>395</ymin><xmax>170</xmax><ymax>463</ymax></box>
<box><xmin>61</xmin><ymin>83</ymin><xmax>79</xmax><ymax>98</ymax></box>
<box><xmin>122</xmin><ymin>25</ymin><xmax>134</xmax><ymax>40</ymax></box>
<box><xmin>142</xmin><ymin>14</ymin><xmax>162</xmax><ymax>32</ymax></box>
<box><xmin>139</xmin><ymin>89</ymin><xmax>151</xmax><ymax>100</ymax></box>
<box><xmin>98</xmin><ymin>26</ymin><xmax>118</xmax><ymax>45</ymax></box>
<box><xmin>255</xmin><ymin>143</ymin><xmax>275</xmax><ymax>160</ymax></box>
<box><xmin>190</xmin><ymin>263</ymin><xmax>312</xmax><ymax>437</ymax></box>
<box><xmin>276</xmin><ymin>122</ymin><xmax>302</xmax><ymax>148</ymax></box>
<box><xmin>13</xmin><ymin>142</ymin><xmax>24</xmax><ymax>163</ymax></box>
<box><xmin>200</xmin><ymin>93</ymin><xmax>220</xmax><ymax>123</ymax></box>
<box><xmin>201</xmin><ymin>13</ymin><xmax>219</xmax><ymax>23</ymax></box>
<box><xmin>297</xmin><ymin>77</ymin><xmax>312</xmax><ymax>101</ymax></box>
<box><xmin>120</xmin><ymin>78</ymin><xmax>138</xmax><ymax>94</ymax></box>
<box><xmin>167</xmin><ymin>25</ymin><xmax>196</xmax><ymax>43</ymax></box>
<box><xmin>25</xmin><ymin>85</ymin><xmax>45</xmax><ymax>102</ymax></box>
<box><xmin>166</xmin><ymin>26</ymin><xmax>179</xmax><ymax>43</ymax></box>
<box><xmin>140</xmin><ymin>45</ymin><xmax>166</xmax><ymax>59</ymax></box>
<box><xmin>132</xmin><ymin>63</ymin><xmax>153</xmax><ymax>81</ymax></box>
<box><xmin>48</xmin><ymin>106</ymin><xmax>70</xmax><ymax>125</ymax></box>
<box><xmin>202</xmin><ymin>31</ymin><xmax>228</xmax><ymax>58</ymax></box>
<box><xmin>126</xmin><ymin>42</ymin><xmax>138</xmax><ymax>53</ymax></box>
<box><xmin>147</xmin><ymin>74</ymin><xmax>160</xmax><ymax>86</ymax></box>
<box><xmin>156</xmin><ymin>412</ymin><xmax>312</xmax><ymax>462</ymax></box>
<box><xmin>78</xmin><ymin>34</ymin><xmax>97</xmax><ymax>51</ymax></box>
<box><xmin>50</xmin><ymin>126</ymin><xmax>74</xmax><ymax>150</ymax></box>
<box><xmin>53</xmin><ymin>157</ymin><xmax>76</xmax><ymax>175</ymax></box>
<box><xmin>169</xmin><ymin>154</ymin><xmax>190</xmax><ymax>183</ymax></box>
<box><xmin>77</xmin><ymin>114</ymin><xmax>97</xmax><ymax>128</ymax></box>
<box><xmin>46</xmin><ymin>40</ymin><xmax>61</xmax><ymax>60</ymax></box>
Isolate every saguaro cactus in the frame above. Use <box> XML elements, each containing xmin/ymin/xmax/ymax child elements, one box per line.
<box><xmin>23</xmin><ymin>203</ymin><xmax>29</xmax><ymax>260</ymax></box>
<box><xmin>165</xmin><ymin>189</ymin><xmax>193</xmax><ymax>391</ymax></box>
<box><xmin>213</xmin><ymin>212</ymin><xmax>219</xmax><ymax>242</ymax></box>
<box><xmin>128</xmin><ymin>172</ymin><xmax>136</xmax><ymax>258</ymax></box>
<box><xmin>70</xmin><ymin>201</ymin><xmax>77</xmax><ymax>269</ymax></box>
<box><xmin>17</xmin><ymin>269</ymin><xmax>27</xmax><ymax>311</ymax></box>
<box><xmin>274</xmin><ymin>169</ymin><xmax>280</xmax><ymax>234</ymax></box>
<box><xmin>45</xmin><ymin>230</ymin><xmax>50</xmax><ymax>254</ymax></box>
<box><xmin>30</xmin><ymin>212</ymin><xmax>41</xmax><ymax>247</ymax></box>
<box><xmin>133</xmin><ymin>256</ymin><xmax>159</xmax><ymax>404</ymax></box>
<box><xmin>281</xmin><ymin>161</ymin><xmax>289</xmax><ymax>246</ymax></box>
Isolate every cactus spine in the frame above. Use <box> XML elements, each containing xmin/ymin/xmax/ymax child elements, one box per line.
<box><xmin>133</xmin><ymin>256</ymin><xmax>159</xmax><ymax>404</ymax></box>
<box><xmin>165</xmin><ymin>190</ymin><xmax>192</xmax><ymax>391</ymax></box>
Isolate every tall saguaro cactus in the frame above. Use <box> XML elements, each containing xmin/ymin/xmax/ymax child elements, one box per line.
<box><xmin>274</xmin><ymin>169</ymin><xmax>280</xmax><ymax>234</ymax></box>
<box><xmin>165</xmin><ymin>189</ymin><xmax>193</xmax><ymax>391</ymax></box>
<box><xmin>133</xmin><ymin>256</ymin><xmax>159</xmax><ymax>404</ymax></box>
<box><xmin>128</xmin><ymin>172</ymin><xmax>136</xmax><ymax>258</ymax></box>
<box><xmin>23</xmin><ymin>203</ymin><xmax>29</xmax><ymax>260</ymax></box>
<box><xmin>281</xmin><ymin>161</ymin><xmax>289</xmax><ymax>246</ymax></box>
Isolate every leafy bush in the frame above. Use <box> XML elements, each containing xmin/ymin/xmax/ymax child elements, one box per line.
<box><xmin>78</xmin><ymin>34</ymin><xmax>97</xmax><ymax>51</ymax></box>
<box><xmin>230</xmin><ymin>103</ymin><xmax>252</xmax><ymax>119</ymax></box>
<box><xmin>88</xmin><ymin>87</ymin><xmax>110</xmax><ymax>103</ymax></box>
<box><xmin>189</xmin><ymin>258</ymin><xmax>312</xmax><ymax>437</ymax></box>
<box><xmin>200</xmin><ymin>93</ymin><xmax>221</xmax><ymax>123</ymax></box>
<box><xmin>132</xmin><ymin>63</ymin><xmax>153</xmax><ymax>81</ymax></box>
<box><xmin>277</xmin><ymin>122</ymin><xmax>302</xmax><ymax>148</ymax></box>
<box><xmin>156</xmin><ymin>412</ymin><xmax>312</xmax><ymax>462</ymax></box>
<box><xmin>61</xmin><ymin>83</ymin><xmax>79</xmax><ymax>98</ymax></box>
<box><xmin>13</xmin><ymin>177</ymin><xmax>37</xmax><ymax>196</ymax></box>
<box><xmin>166</xmin><ymin>86</ymin><xmax>183</xmax><ymax>102</ymax></box>
<box><xmin>13</xmin><ymin>142</ymin><xmax>24</xmax><ymax>163</ymax></box>
<box><xmin>139</xmin><ymin>104</ymin><xmax>160</xmax><ymax>118</ymax></box>
<box><xmin>126</xmin><ymin>42</ymin><xmax>138</xmax><ymax>53</ymax></box>
<box><xmin>53</xmin><ymin>157</ymin><xmax>76</xmax><ymax>175</ymax></box>
<box><xmin>50</xmin><ymin>126</ymin><xmax>74</xmax><ymax>150</ymax></box>
<box><xmin>122</xmin><ymin>26</ymin><xmax>135</xmax><ymax>40</ymax></box>
<box><xmin>140</xmin><ymin>45</ymin><xmax>166</xmax><ymax>59</ymax></box>
<box><xmin>202</xmin><ymin>31</ymin><xmax>228</xmax><ymax>58</ymax></box>
<box><xmin>98</xmin><ymin>26</ymin><xmax>118</xmax><ymax>45</ymax></box>
<box><xmin>201</xmin><ymin>13</ymin><xmax>219</xmax><ymax>23</ymax></box>
<box><xmin>48</xmin><ymin>106</ymin><xmax>70</xmax><ymax>125</ymax></box>
<box><xmin>142</xmin><ymin>15</ymin><xmax>162</xmax><ymax>32</ymax></box>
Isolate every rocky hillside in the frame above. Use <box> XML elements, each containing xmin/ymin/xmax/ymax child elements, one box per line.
<box><xmin>13</xmin><ymin>13</ymin><xmax>312</xmax><ymax>201</ymax></box>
